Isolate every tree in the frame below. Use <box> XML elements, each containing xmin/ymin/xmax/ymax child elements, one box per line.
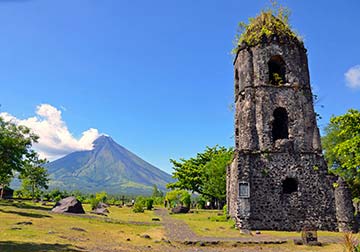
<box><xmin>322</xmin><ymin>109</ymin><xmax>360</xmax><ymax>197</ymax></box>
<box><xmin>0</xmin><ymin>117</ymin><xmax>38</xmax><ymax>198</ymax></box>
<box><xmin>165</xmin><ymin>189</ymin><xmax>191</xmax><ymax>208</ymax></box>
<box><xmin>167</xmin><ymin>146</ymin><xmax>233</xmax><ymax>208</ymax></box>
<box><xmin>202</xmin><ymin>149</ymin><xmax>233</xmax><ymax>208</ymax></box>
<box><xmin>152</xmin><ymin>184</ymin><xmax>164</xmax><ymax>198</ymax></box>
<box><xmin>19</xmin><ymin>151</ymin><xmax>49</xmax><ymax>200</ymax></box>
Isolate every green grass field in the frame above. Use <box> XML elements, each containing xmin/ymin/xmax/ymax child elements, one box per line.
<box><xmin>0</xmin><ymin>200</ymin><xmax>164</xmax><ymax>252</ymax></box>
<box><xmin>0</xmin><ymin>200</ymin><xmax>349</xmax><ymax>252</ymax></box>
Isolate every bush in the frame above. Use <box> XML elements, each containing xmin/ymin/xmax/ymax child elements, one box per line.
<box><xmin>133</xmin><ymin>201</ymin><xmax>145</xmax><ymax>213</ymax></box>
<box><xmin>146</xmin><ymin>198</ymin><xmax>154</xmax><ymax>210</ymax></box>
<box><xmin>90</xmin><ymin>197</ymin><xmax>100</xmax><ymax>210</ymax></box>
<box><xmin>196</xmin><ymin>198</ymin><xmax>206</xmax><ymax>209</ymax></box>
<box><xmin>133</xmin><ymin>196</ymin><xmax>146</xmax><ymax>213</ymax></box>
<box><xmin>223</xmin><ymin>204</ymin><xmax>227</xmax><ymax>216</ymax></box>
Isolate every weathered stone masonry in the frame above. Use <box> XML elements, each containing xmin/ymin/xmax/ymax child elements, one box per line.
<box><xmin>226</xmin><ymin>32</ymin><xmax>346</xmax><ymax>231</ymax></box>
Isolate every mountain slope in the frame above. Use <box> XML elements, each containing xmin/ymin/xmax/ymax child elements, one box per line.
<box><xmin>46</xmin><ymin>136</ymin><xmax>173</xmax><ymax>194</ymax></box>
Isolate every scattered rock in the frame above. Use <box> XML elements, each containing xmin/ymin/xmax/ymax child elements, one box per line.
<box><xmin>91</xmin><ymin>207</ymin><xmax>109</xmax><ymax>216</ymax></box>
<box><xmin>240</xmin><ymin>229</ymin><xmax>252</xmax><ymax>235</ymax></box>
<box><xmin>161</xmin><ymin>238</ymin><xmax>171</xmax><ymax>244</ymax></box>
<box><xmin>152</xmin><ymin>217</ymin><xmax>160</xmax><ymax>221</ymax></box>
<box><xmin>48</xmin><ymin>231</ymin><xmax>56</xmax><ymax>234</ymax></box>
<box><xmin>293</xmin><ymin>239</ymin><xmax>303</xmax><ymax>245</ymax></box>
<box><xmin>140</xmin><ymin>234</ymin><xmax>151</xmax><ymax>239</ymax></box>
<box><xmin>97</xmin><ymin>202</ymin><xmax>109</xmax><ymax>208</ymax></box>
<box><xmin>11</xmin><ymin>227</ymin><xmax>22</xmax><ymax>230</ymax></box>
<box><xmin>126</xmin><ymin>238</ymin><xmax>131</xmax><ymax>241</ymax></box>
<box><xmin>255</xmin><ymin>230</ymin><xmax>261</xmax><ymax>235</ymax></box>
<box><xmin>52</xmin><ymin>197</ymin><xmax>85</xmax><ymax>214</ymax></box>
<box><xmin>308</xmin><ymin>241</ymin><xmax>322</xmax><ymax>246</ymax></box>
<box><xmin>16</xmin><ymin>221</ymin><xmax>32</xmax><ymax>225</ymax></box>
<box><xmin>199</xmin><ymin>241</ymin><xmax>206</xmax><ymax>246</ymax></box>
<box><xmin>70</xmin><ymin>227</ymin><xmax>87</xmax><ymax>232</ymax></box>
<box><xmin>171</xmin><ymin>206</ymin><xmax>190</xmax><ymax>214</ymax></box>
<box><xmin>154</xmin><ymin>240</ymin><xmax>161</xmax><ymax>243</ymax></box>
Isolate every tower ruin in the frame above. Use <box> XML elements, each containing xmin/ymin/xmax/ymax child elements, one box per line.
<box><xmin>226</xmin><ymin>12</ymin><xmax>339</xmax><ymax>231</ymax></box>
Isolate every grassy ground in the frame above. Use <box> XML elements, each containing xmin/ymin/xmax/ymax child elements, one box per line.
<box><xmin>0</xmin><ymin>201</ymin><xmax>348</xmax><ymax>251</ymax></box>
<box><xmin>0</xmin><ymin>200</ymin><xmax>164</xmax><ymax>252</ymax></box>
<box><xmin>170</xmin><ymin>209</ymin><xmax>240</xmax><ymax>237</ymax></box>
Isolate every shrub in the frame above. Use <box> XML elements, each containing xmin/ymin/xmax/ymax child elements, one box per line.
<box><xmin>146</xmin><ymin>198</ymin><xmax>154</xmax><ymax>210</ymax></box>
<box><xmin>133</xmin><ymin>201</ymin><xmax>144</xmax><ymax>213</ymax></box>
<box><xmin>132</xmin><ymin>196</ymin><xmax>146</xmax><ymax>213</ymax></box>
<box><xmin>223</xmin><ymin>204</ymin><xmax>227</xmax><ymax>216</ymax></box>
<box><xmin>196</xmin><ymin>198</ymin><xmax>206</xmax><ymax>209</ymax></box>
<box><xmin>90</xmin><ymin>197</ymin><xmax>100</xmax><ymax>210</ymax></box>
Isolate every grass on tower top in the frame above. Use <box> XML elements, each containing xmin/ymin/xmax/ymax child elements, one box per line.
<box><xmin>232</xmin><ymin>4</ymin><xmax>301</xmax><ymax>55</ymax></box>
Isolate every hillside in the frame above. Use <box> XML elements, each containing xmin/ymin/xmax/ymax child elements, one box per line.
<box><xmin>46</xmin><ymin>135</ymin><xmax>173</xmax><ymax>195</ymax></box>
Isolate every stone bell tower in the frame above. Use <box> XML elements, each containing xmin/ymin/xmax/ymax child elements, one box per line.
<box><xmin>226</xmin><ymin>13</ymin><xmax>339</xmax><ymax>231</ymax></box>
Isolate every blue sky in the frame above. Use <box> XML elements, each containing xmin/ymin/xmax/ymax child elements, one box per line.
<box><xmin>0</xmin><ymin>0</ymin><xmax>359</xmax><ymax>174</ymax></box>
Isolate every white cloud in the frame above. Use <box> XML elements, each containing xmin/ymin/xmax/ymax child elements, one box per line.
<box><xmin>345</xmin><ymin>65</ymin><xmax>360</xmax><ymax>89</ymax></box>
<box><xmin>0</xmin><ymin>104</ymin><xmax>101</xmax><ymax>161</ymax></box>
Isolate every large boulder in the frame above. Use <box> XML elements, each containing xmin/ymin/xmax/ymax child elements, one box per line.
<box><xmin>52</xmin><ymin>196</ymin><xmax>85</xmax><ymax>214</ymax></box>
<box><xmin>171</xmin><ymin>206</ymin><xmax>190</xmax><ymax>214</ymax></box>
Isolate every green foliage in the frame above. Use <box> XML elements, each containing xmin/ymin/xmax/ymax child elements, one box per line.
<box><xmin>196</xmin><ymin>198</ymin><xmax>206</xmax><ymax>209</ymax></box>
<box><xmin>44</xmin><ymin>189</ymin><xmax>69</xmax><ymax>202</ymax></box>
<box><xmin>0</xmin><ymin>117</ymin><xmax>39</xmax><ymax>194</ymax></box>
<box><xmin>133</xmin><ymin>196</ymin><xmax>145</xmax><ymax>213</ymax></box>
<box><xmin>165</xmin><ymin>189</ymin><xmax>191</xmax><ymax>208</ymax></box>
<box><xmin>95</xmin><ymin>191</ymin><xmax>107</xmax><ymax>203</ymax></box>
<box><xmin>152</xmin><ymin>184</ymin><xmax>164</xmax><ymax>198</ymax></box>
<box><xmin>19</xmin><ymin>152</ymin><xmax>49</xmax><ymax>200</ymax></box>
<box><xmin>167</xmin><ymin>145</ymin><xmax>233</xmax><ymax>206</ymax></box>
<box><xmin>223</xmin><ymin>204</ymin><xmax>227</xmax><ymax>216</ymax></box>
<box><xmin>90</xmin><ymin>196</ymin><xmax>100</xmax><ymax>210</ymax></box>
<box><xmin>232</xmin><ymin>2</ymin><xmax>300</xmax><ymax>54</ymax></box>
<box><xmin>146</xmin><ymin>198</ymin><xmax>154</xmax><ymax>210</ymax></box>
<box><xmin>322</xmin><ymin>109</ymin><xmax>360</xmax><ymax>197</ymax></box>
<box><xmin>270</xmin><ymin>73</ymin><xmax>284</xmax><ymax>85</ymax></box>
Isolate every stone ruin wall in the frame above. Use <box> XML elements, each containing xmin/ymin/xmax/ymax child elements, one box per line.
<box><xmin>227</xmin><ymin>38</ymin><xmax>354</xmax><ymax>231</ymax></box>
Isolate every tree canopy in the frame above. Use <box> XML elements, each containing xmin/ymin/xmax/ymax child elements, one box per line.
<box><xmin>19</xmin><ymin>151</ymin><xmax>49</xmax><ymax>200</ymax></box>
<box><xmin>0</xmin><ymin>117</ymin><xmax>39</xmax><ymax>187</ymax></box>
<box><xmin>322</xmin><ymin>109</ymin><xmax>360</xmax><ymax>197</ymax></box>
<box><xmin>0</xmin><ymin>116</ymin><xmax>50</xmax><ymax>199</ymax></box>
<box><xmin>167</xmin><ymin>146</ymin><xmax>233</xmax><ymax>207</ymax></box>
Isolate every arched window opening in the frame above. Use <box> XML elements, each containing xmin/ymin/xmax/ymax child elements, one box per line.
<box><xmin>268</xmin><ymin>55</ymin><xmax>286</xmax><ymax>85</ymax></box>
<box><xmin>272</xmin><ymin>107</ymin><xmax>289</xmax><ymax>141</ymax></box>
<box><xmin>235</xmin><ymin>69</ymin><xmax>240</xmax><ymax>100</ymax></box>
<box><xmin>282</xmin><ymin>178</ymin><xmax>298</xmax><ymax>194</ymax></box>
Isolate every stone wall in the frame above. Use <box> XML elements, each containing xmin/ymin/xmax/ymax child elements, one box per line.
<box><xmin>227</xmin><ymin>36</ymin><xmax>348</xmax><ymax>231</ymax></box>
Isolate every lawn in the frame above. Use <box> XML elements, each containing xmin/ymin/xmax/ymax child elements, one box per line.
<box><xmin>0</xmin><ymin>200</ymin><xmax>165</xmax><ymax>252</ymax></box>
<box><xmin>169</xmin><ymin>209</ymin><xmax>241</xmax><ymax>237</ymax></box>
<box><xmin>0</xmin><ymin>201</ymin><xmax>349</xmax><ymax>252</ymax></box>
